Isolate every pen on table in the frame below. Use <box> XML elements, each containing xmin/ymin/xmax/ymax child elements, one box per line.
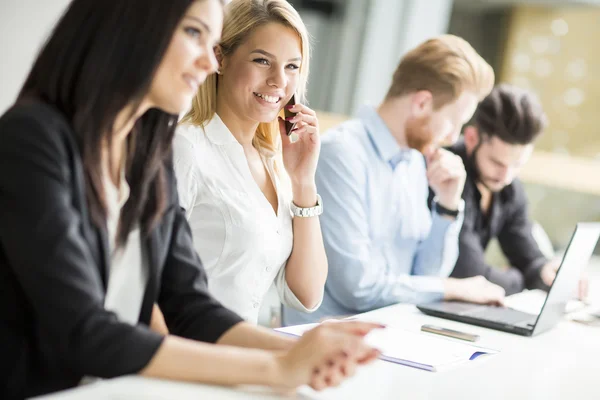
<box><xmin>420</xmin><ymin>324</ymin><xmax>480</xmax><ymax>342</ymax></box>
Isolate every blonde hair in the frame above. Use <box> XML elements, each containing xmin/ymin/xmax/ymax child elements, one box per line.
<box><xmin>386</xmin><ymin>34</ymin><xmax>494</xmax><ymax>107</ymax></box>
<box><xmin>181</xmin><ymin>0</ymin><xmax>310</xmax><ymax>158</ymax></box>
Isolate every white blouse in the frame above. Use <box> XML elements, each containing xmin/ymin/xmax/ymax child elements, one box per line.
<box><xmin>173</xmin><ymin>115</ymin><xmax>320</xmax><ymax>324</ymax></box>
<box><xmin>81</xmin><ymin>169</ymin><xmax>147</xmax><ymax>385</ymax></box>
<box><xmin>103</xmin><ymin>168</ymin><xmax>147</xmax><ymax>325</ymax></box>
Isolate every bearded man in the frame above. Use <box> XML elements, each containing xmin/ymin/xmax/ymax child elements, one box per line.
<box><xmin>284</xmin><ymin>35</ymin><xmax>507</xmax><ymax>326</ymax></box>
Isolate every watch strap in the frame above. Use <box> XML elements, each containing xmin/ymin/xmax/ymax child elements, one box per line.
<box><xmin>290</xmin><ymin>194</ymin><xmax>323</xmax><ymax>218</ymax></box>
<box><xmin>434</xmin><ymin>199</ymin><xmax>460</xmax><ymax>218</ymax></box>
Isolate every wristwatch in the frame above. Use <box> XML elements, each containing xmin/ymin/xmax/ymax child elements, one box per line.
<box><xmin>290</xmin><ymin>194</ymin><xmax>323</xmax><ymax>218</ymax></box>
<box><xmin>433</xmin><ymin>197</ymin><xmax>464</xmax><ymax>218</ymax></box>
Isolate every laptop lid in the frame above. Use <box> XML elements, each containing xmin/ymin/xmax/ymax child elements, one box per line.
<box><xmin>531</xmin><ymin>223</ymin><xmax>600</xmax><ymax>335</ymax></box>
<box><xmin>417</xmin><ymin>223</ymin><xmax>600</xmax><ymax>336</ymax></box>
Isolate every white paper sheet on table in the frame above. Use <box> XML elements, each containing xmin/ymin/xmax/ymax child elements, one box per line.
<box><xmin>276</xmin><ymin>323</ymin><xmax>499</xmax><ymax>372</ymax></box>
<box><xmin>505</xmin><ymin>289</ymin><xmax>588</xmax><ymax>315</ymax></box>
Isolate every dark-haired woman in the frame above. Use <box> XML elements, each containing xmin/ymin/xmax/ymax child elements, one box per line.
<box><xmin>0</xmin><ymin>0</ymin><xmax>381</xmax><ymax>398</ymax></box>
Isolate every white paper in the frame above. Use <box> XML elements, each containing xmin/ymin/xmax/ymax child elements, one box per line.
<box><xmin>505</xmin><ymin>289</ymin><xmax>587</xmax><ymax>315</ymax></box>
<box><xmin>504</xmin><ymin>289</ymin><xmax>546</xmax><ymax>315</ymax></box>
<box><xmin>276</xmin><ymin>323</ymin><xmax>498</xmax><ymax>371</ymax></box>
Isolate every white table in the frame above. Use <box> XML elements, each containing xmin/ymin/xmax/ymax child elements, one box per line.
<box><xmin>37</xmin><ymin>267</ymin><xmax>600</xmax><ymax>400</ymax></box>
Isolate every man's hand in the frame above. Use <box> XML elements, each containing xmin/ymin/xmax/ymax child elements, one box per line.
<box><xmin>578</xmin><ymin>275</ymin><xmax>589</xmax><ymax>302</ymax></box>
<box><xmin>541</xmin><ymin>259</ymin><xmax>589</xmax><ymax>301</ymax></box>
<box><xmin>426</xmin><ymin>148</ymin><xmax>466</xmax><ymax>211</ymax></box>
<box><xmin>444</xmin><ymin>276</ymin><xmax>506</xmax><ymax>306</ymax></box>
<box><xmin>540</xmin><ymin>259</ymin><xmax>560</xmax><ymax>287</ymax></box>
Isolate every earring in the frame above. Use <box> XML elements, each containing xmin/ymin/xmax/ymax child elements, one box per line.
<box><xmin>216</xmin><ymin>68</ymin><xmax>222</xmax><ymax>75</ymax></box>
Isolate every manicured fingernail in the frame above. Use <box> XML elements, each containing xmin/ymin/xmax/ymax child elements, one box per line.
<box><xmin>285</xmin><ymin>116</ymin><xmax>294</xmax><ymax>121</ymax></box>
<box><xmin>285</xmin><ymin>104</ymin><xmax>294</xmax><ymax>109</ymax></box>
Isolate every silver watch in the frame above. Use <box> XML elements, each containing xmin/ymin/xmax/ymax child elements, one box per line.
<box><xmin>290</xmin><ymin>194</ymin><xmax>323</xmax><ymax>218</ymax></box>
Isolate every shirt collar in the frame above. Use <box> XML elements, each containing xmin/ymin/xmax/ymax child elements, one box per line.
<box><xmin>203</xmin><ymin>113</ymin><xmax>276</xmax><ymax>158</ymax></box>
<box><xmin>358</xmin><ymin>105</ymin><xmax>412</xmax><ymax>168</ymax></box>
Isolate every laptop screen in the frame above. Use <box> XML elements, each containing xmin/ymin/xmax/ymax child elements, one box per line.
<box><xmin>532</xmin><ymin>223</ymin><xmax>600</xmax><ymax>334</ymax></box>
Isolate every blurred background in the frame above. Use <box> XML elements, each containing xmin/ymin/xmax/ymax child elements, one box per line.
<box><xmin>286</xmin><ymin>0</ymin><xmax>600</xmax><ymax>260</ymax></box>
<box><xmin>1</xmin><ymin>0</ymin><xmax>599</xmax><ymax>325</ymax></box>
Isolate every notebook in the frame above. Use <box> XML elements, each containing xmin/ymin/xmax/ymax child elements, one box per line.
<box><xmin>276</xmin><ymin>323</ymin><xmax>499</xmax><ymax>372</ymax></box>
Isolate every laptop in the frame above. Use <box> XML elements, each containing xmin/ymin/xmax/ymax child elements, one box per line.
<box><xmin>417</xmin><ymin>223</ymin><xmax>600</xmax><ymax>336</ymax></box>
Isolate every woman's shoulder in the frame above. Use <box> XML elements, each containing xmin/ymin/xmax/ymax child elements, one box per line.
<box><xmin>175</xmin><ymin>121</ymin><xmax>205</xmax><ymax>141</ymax></box>
<box><xmin>0</xmin><ymin>100</ymin><xmax>75</xmax><ymax>158</ymax></box>
<box><xmin>0</xmin><ymin>100</ymin><xmax>70</xmax><ymax>133</ymax></box>
<box><xmin>172</xmin><ymin>121</ymin><xmax>224</xmax><ymax>187</ymax></box>
<box><xmin>173</xmin><ymin>123</ymin><xmax>207</xmax><ymax>164</ymax></box>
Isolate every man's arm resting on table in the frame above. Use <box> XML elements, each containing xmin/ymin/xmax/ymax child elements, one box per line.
<box><xmin>497</xmin><ymin>182</ymin><xmax>549</xmax><ymax>291</ymax></box>
<box><xmin>453</xmin><ymin>221</ymin><xmax>527</xmax><ymax>295</ymax></box>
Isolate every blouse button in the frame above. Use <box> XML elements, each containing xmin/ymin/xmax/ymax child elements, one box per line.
<box><xmin>266</xmin><ymin>266</ymin><xmax>272</xmax><ymax>272</ymax></box>
<box><xmin>253</xmin><ymin>302</ymin><xmax>259</xmax><ymax>309</ymax></box>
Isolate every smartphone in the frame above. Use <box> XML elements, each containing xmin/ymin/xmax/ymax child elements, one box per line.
<box><xmin>421</xmin><ymin>324</ymin><xmax>480</xmax><ymax>342</ymax></box>
<box><xmin>284</xmin><ymin>94</ymin><xmax>297</xmax><ymax>136</ymax></box>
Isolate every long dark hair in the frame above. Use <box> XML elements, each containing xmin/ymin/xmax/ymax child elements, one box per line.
<box><xmin>17</xmin><ymin>0</ymin><xmax>203</xmax><ymax>245</ymax></box>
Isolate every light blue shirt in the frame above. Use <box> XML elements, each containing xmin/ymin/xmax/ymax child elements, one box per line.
<box><xmin>283</xmin><ymin>106</ymin><xmax>464</xmax><ymax>326</ymax></box>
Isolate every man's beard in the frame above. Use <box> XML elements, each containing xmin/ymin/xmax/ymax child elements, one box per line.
<box><xmin>469</xmin><ymin>144</ymin><xmax>503</xmax><ymax>192</ymax></box>
<box><xmin>404</xmin><ymin>114</ymin><xmax>435</xmax><ymax>154</ymax></box>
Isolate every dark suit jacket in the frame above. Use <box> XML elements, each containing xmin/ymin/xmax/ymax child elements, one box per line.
<box><xmin>0</xmin><ymin>101</ymin><xmax>243</xmax><ymax>399</ymax></box>
<box><xmin>428</xmin><ymin>141</ymin><xmax>548</xmax><ymax>295</ymax></box>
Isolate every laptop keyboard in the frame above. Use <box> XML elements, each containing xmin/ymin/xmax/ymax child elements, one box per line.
<box><xmin>464</xmin><ymin>306</ymin><xmax>537</xmax><ymax>325</ymax></box>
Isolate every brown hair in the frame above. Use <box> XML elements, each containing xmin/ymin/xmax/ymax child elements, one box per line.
<box><xmin>386</xmin><ymin>34</ymin><xmax>494</xmax><ymax>108</ymax></box>
<box><xmin>473</xmin><ymin>84</ymin><xmax>547</xmax><ymax>145</ymax></box>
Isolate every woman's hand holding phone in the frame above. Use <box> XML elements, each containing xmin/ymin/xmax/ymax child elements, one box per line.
<box><xmin>278</xmin><ymin>97</ymin><xmax>321</xmax><ymax>198</ymax></box>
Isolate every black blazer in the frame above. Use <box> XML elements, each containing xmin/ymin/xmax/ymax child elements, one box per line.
<box><xmin>0</xmin><ymin>101</ymin><xmax>243</xmax><ymax>399</ymax></box>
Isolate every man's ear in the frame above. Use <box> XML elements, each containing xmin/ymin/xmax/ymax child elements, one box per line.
<box><xmin>410</xmin><ymin>90</ymin><xmax>434</xmax><ymax>118</ymax></box>
<box><xmin>463</xmin><ymin>125</ymin><xmax>479</xmax><ymax>152</ymax></box>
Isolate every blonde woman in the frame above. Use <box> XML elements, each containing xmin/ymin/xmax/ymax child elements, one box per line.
<box><xmin>0</xmin><ymin>0</ymin><xmax>382</xmax><ymax>396</ymax></box>
<box><xmin>173</xmin><ymin>0</ymin><xmax>326</xmax><ymax>324</ymax></box>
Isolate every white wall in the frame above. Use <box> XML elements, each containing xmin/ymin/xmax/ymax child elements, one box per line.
<box><xmin>0</xmin><ymin>0</ymin><xmax>72</xmax><ymax>114</ymax></box>
<box><xmin>350</xmin><ymin>0</ymin><xmax>453</xmax><ymax>114</ymax></box>
<box><xmin>297</xmin><ymin>0</ymin><xmax>454</xmax><ymax>116</ymax></box>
